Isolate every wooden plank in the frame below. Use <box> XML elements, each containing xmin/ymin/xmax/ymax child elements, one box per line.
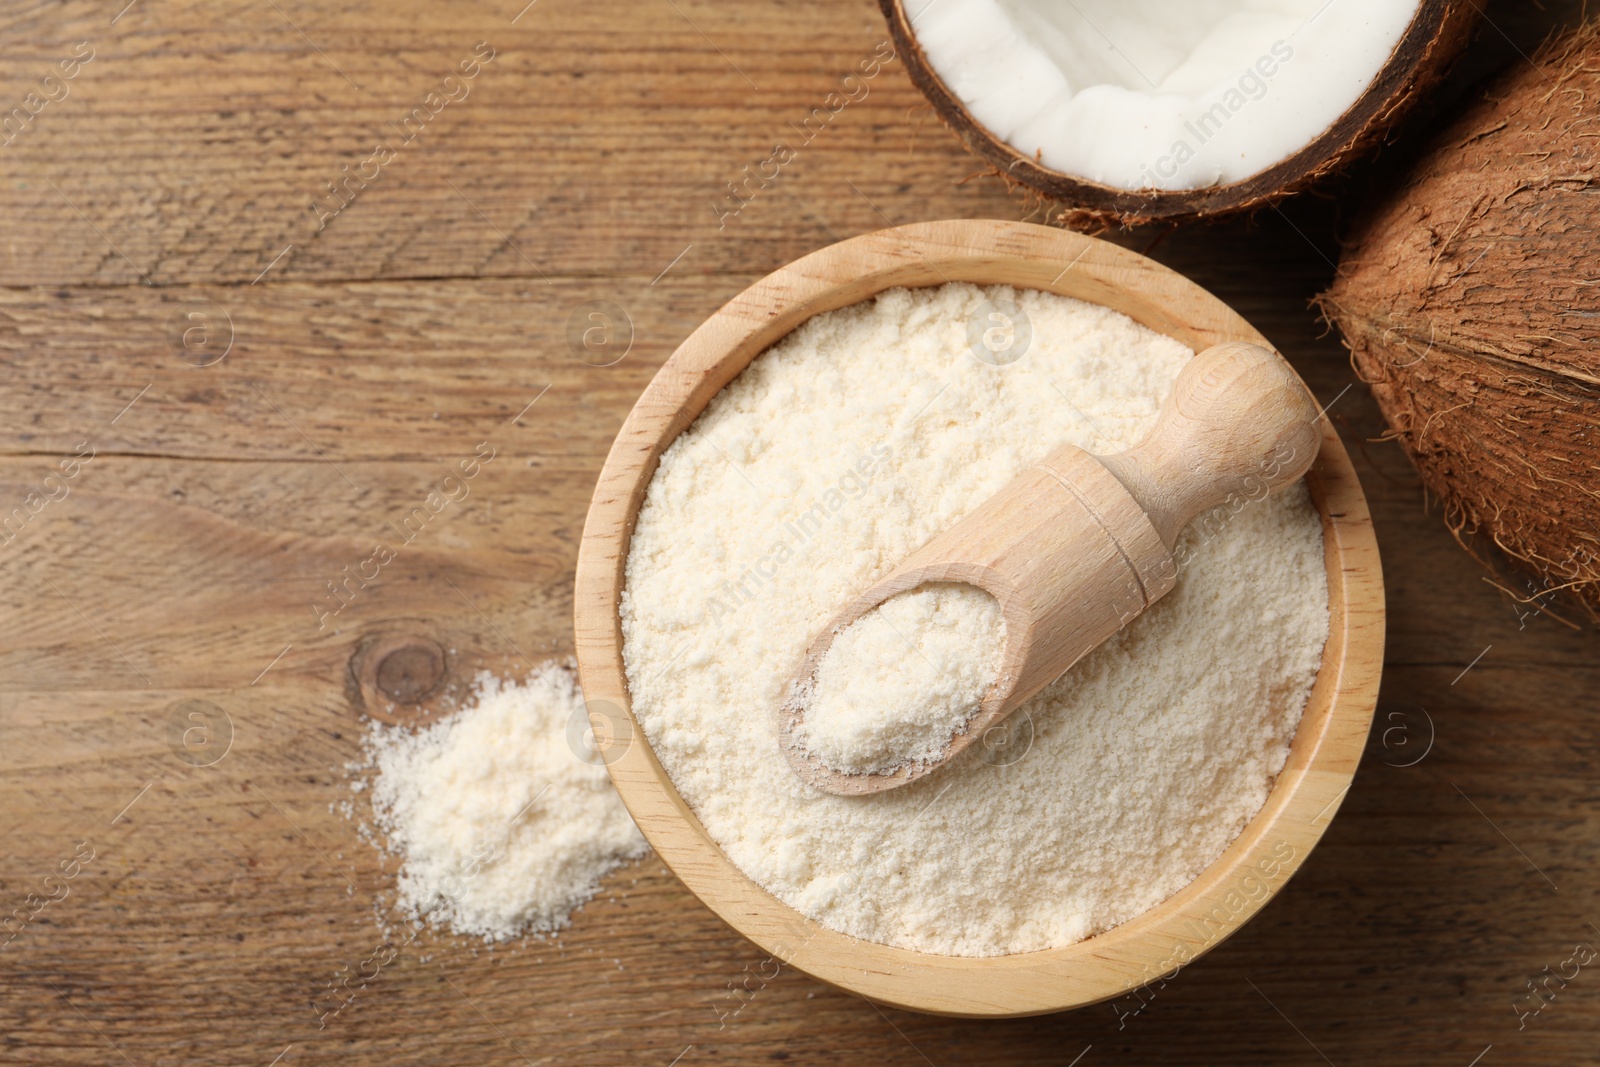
<box><xmin>0</xmin><ymin>0</ymin><xmax>1014</xmax><ymax>287</ymax></box>
<box><xmin>1</xmin><ymin>0</ymin><xmax>1598</xmax><ymax>1062</ymax></box>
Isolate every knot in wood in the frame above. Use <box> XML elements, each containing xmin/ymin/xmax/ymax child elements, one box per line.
<box><xmin>372</xmin><ymin>640</ymin><xmax>445</xmax><ymax>704</ymax></box>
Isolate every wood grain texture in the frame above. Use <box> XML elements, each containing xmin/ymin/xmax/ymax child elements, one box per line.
<box><xmin>1</xmin><ymin>0</ymin><xmax>1598</xmax><ymax>1062</ymax></box>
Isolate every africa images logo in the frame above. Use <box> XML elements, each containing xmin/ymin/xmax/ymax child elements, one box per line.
<box><xmin>1135</xmin><ymin>40</ymin><xmax>1294</xmax><ymax>189</ymax></box>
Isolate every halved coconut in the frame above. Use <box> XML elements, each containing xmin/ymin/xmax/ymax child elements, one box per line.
<box><xmin>883</xmin><ymin>0</ymin><xmax>1476</xmax><ymax>225</ymax></box>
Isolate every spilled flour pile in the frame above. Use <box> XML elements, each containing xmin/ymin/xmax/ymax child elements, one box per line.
<box><xmin>621</xmin><ymin>283</ymin><xmax>1329</xmax><ymax>957</ymax></box>
<box><xmin>357</xmin><ymin>662</ymin><xmax>647</xmax><ymax>941</ymax></box>
<box><xmin>800</xmin><ymin>583</ymin><xmax>1006</xmax><ymax>774</ymax></box>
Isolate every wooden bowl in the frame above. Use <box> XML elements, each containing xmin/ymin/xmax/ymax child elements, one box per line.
<box><xmin>574</xmin><ymin>219</ymin><xmax>1384</xmax><ymax>1018</ymax></box>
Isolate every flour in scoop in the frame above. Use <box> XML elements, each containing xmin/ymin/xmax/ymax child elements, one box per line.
<box><xmin>799</xmin><ymin>583</ymin><xmax>1005</xmax><ymax>775</ymax></box>
<box><xmin>356</xmin><ymin>663</ymin><xmax>647</xmax><ymax>941</ymax></box>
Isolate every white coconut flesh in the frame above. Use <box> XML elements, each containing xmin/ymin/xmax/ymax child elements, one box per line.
<box><xmin>911</xmin><ymin>0</ymin><xmax>1422</xmax><ymax>191</ymax></box>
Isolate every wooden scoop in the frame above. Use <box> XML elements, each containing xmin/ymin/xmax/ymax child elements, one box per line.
<box><xmin>778</xmin><ymin>341</ymin><xmax>1323</xmax><ymax>796</ymax></box>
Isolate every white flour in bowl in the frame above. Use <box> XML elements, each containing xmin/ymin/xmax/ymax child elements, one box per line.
<box><xmin>620</xmin><ymin>283</ymin><xmax>1328</xmax><ymax>957</ymax></box>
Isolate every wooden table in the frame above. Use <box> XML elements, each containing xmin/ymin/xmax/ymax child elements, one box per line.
<box><xmin>1</xmin><ymin>0</ymin><xmax>1594</xmax><ymax>1063</ymax></box>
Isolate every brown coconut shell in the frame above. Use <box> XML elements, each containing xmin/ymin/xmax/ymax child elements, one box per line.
<box><xmin>1318</xmin><ymin>20</ymin><xmax>1600</xmax><ymax>619</ymax></box>
<box><xmin>881</xmin><ymin>0</ymin><xmax>1477</xmax><ymax>228</ymax></box>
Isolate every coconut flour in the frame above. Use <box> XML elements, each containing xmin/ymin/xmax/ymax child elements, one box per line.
<box><xmin>799</xmin><ymin>583</ymin><xmax>1005</xmax><ymax>775</ymax></box>
<box><xmin>621</xmin><ymin>283</ymin><xmax>1328</xmax><ymax>957</ymax></box>
<box><xmin>358</xmin><ymin>663</ymin><xmax>647</xmax><ymax>941</ymax></box>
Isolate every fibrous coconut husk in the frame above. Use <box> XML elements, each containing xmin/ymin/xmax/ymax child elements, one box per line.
<box><xmin>1319</xmin><ymin>19</ymin><xmax>1600</xmax><ymax>619</ymax></box>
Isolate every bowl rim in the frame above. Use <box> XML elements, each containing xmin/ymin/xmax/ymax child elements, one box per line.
<box><xmin>574</xmin><ymin>218</ymin><xmax>1385</xmax><ymax>1018</ymax></box>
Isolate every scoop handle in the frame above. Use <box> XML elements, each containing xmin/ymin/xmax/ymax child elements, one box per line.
<box><xmin>1097</xmin><ymin>342</ymin><xmax>1322</xmax><ymax>548</ymax></box>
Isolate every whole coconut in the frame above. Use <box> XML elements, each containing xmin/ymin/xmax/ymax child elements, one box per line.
<box><xmin>1319</xmin><ymin>21</ymin><xmax>1600</xmax><ymax>619</ymax></box>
